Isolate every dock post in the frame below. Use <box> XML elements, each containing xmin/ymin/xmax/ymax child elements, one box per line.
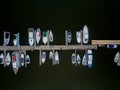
<box><xmin>65</xmin><ymin>30</ymin><xmax>68</xmax><ymax>46</ymax></box>
<box><xmin>3</xmin><ymin>50</ymin><xmax>6</xmax><ymax>67</ymax></box>
<box><xmin>39</xmin><ymin>50</ymin><xmax>42</xmax><ymax>65</ymax></box>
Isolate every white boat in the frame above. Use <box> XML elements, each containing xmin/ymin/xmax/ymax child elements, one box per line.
<box><xmin>76</xmin><ymin>31</ymin><xmax>81</xmax><ymax>43</ymax></box>
<box><xmin>82</xmin><ymin>53</ymin><xmax>87</xmax><ymax>66</ymax></box>
<box><xmin>5</xmin><ymin>52</ymin><xmax>11</xmax><ymax>66</ymax></box>
<box><xmin>87</xmin><ymin>50</ymin><xmax>93</xmax><ymax>68</ymax></box>
<box><xmin>49</xmin><ymin>51</ymin><xmax>53</xmax><ymax>60</ymax></box>
<box><xmin>28</xmin><ymin>28</ymin><xmax>34</xmax><ymax>46</ymax></box>
<box><xmin>82</xmin><ymin>25</ymin><xmax>89</xmax><ymax>44</ymax></box>
<box><xmin>0</xmin><ymin>53</ymin><xmax>4</xmax><ymax>64</ymax></box>
<box><xmin>67</xmin><ymin>30</ymin><xmax>72</xmax><ymax>43</ymax></box>
<box><xmin>107</xmin><ymin>44</ymin><xmax>118</xmax><ymax>49</ymax></box>
<box><xmin>114</xmin><ymin>52</ymin><xmax>120</xmax><ymax>63</ymax></box>
<box><xmin>41</xmin><ymin>52</ymin><xmax>46</xmax><ymax>63</ymax></box>
<box><xmin>20</xmin><ymin>52</ymin><xmax>25</xmax><ymax>66</ymax></box>
<box><xmin>25</xmin><ymin>54</ymin><xmax>30</xmax><ymax>64</ymax></box>
<box><xmin>77</xmin><ymin>54</ymin><xmax>81</xmax><ymax>65</ymax></box>
<box><xmin>13</xmin><ymin>33</ymin><xmax>20</xmax><ymax>46</ymax></box>
<box><xmin>42</xmin><ymin>31</ymin><xmax>48</xmax><ymax>44</ymax></box>
<box><xmin>36</xmin><ymin>28</ymin><xmax>41</xmax><ymax>44</ymax></box>
<box><xmin>4</xmin><ymin>31</ymin><xmax>10</xmax><ymax>45</ymax></box>
<box><xmin>12</xmin><ymin>51</ymin><xmax>20</xmax><ymax>75</ymax></box>
<box><xmin>49</xmin><ymin>30</ymin><xmax>53</xmax><ymax>42</ymax></box>
<box><xmin>54</xmin><ymin>51</ymin><xmax>59</xmax><ymax>64</ymax></box>
<box><xmin>71</xmin><ymin>53</ymin><xmax>76</xmax><ymax>64</ymax></box>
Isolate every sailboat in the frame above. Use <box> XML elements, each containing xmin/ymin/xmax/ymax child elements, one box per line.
<box><xmin>54</xmin><ymin>51</ymin><xmax>59</xmax><ymax>64</ymax></box>
<box><xmin>4</xmin><ymin>31</ymin><xmax>10</xmax><ymax>45</ymax></box>
<box><xmin>67</xmin><ymin>30</ymin><xmax>72</xmax><ymax>43</ymax></box>
<box><xmin>12</xmin><ymin>51</ymin><xmax>20</xmax><ymax>75</ymax></box>
<box><xmin>28</xmin><ymin>28</ymin><xmax>34</xmax><ymax>46</ymax></box>
<box><xmin>42</xmin><ymin>31</ymin><xmax>48</xmax><ymax>45</ymax></box>
<box><xmin>49</xmin><ymin>30</ymin><xmax>53</xmax><ymax>42</ymax></box>
<box><xmin>77</xmin><ymin>54</ymin><xmax>81</xmax><ymax>65</ymax></box>
<box><xmin>87</xmin><ymin>50</ymin><xmax>93</xmax><ymax>68</ymax></box>
<box><xmin>5</xmin><ymin>52</ymin><xmax>11</xmax><ymax>66</ymax></box>
<box><xmin>82</xmin><ymin>25</ymin><xmax>89</xmax><ymax>44</ymax></box>
<box><xmin>76</xmin><ymin>31</ymin><xmax>81</xmax><ymax>43</ymax></box>
<box><xmin>114</xmin><ymin>52</ymin><xmax>120</xmax><ymax>63</ymax></box>
<box><xmin>0</xmin><ymin>53</ymin><xmax>4</xmax><ymax>64</ymax></box>
<box><xmin>36</xmin><ymin>28</ymin><xmax>41</xmax><ymax>44</ymax></box>
<box><xmin>71</xmin><ymin>53</ymin><xmax>76</xmax><ymax>64</ymax></box>
<box><xmin>41</xmin><ymin>52</ymin><xmax>46</xmax><ymax>63</ymax></box>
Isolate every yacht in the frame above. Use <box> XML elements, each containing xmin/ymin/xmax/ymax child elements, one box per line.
<box><xmin>54</xmin><ymin>51</ymin><xmax>59</xmax><ymax>64</ymax></box>
<box><xmin>77</xmin><ymin>54</ymin><xmax>81</xmax><ymax>65</ymax></box>
<box><xmin>28</xmin><ymin>28</ymin><xmax>34</xmax><ymax>46</ymax></box>
<box><xmin>67</xmin><ymin>30</ymin><xmax>72</xmax><ymax>43</ymax></box>
<box><xmin>87</xmin><ymin>50</ymin><xmax>93</xmax><ymax>68</ymax></box>
<box><xmin>4</xmin><ymin>31</ymin><xmax>10</xmax><ymax>45</ymax></box>
<box><xmin>36</xmin><ymin>28</ymin><xmax>41</xmax><ymax>44</ymax></box>
<box><xmin>42</xmin><ymin>31</ymin><xmax>48</xmax><ymax>45</ymax></box>
<box><xmin>0</xmin><ymin>53</ymin><xmax>4</xmax><ymax>64</ymax></box>
<box><xmin>25</xmin><ymin>54</ymin><xmax>30</xmax><ymax>64</ymax></box>
<box><xmin>76</xmin><ymin>31</ymin><xmax>81</xmax><ymax>43</ymax></box>
<box><xmin>49</xmin><ymin>30</ymin><xmax>53</xmax><ymax>42</ymax></box>
<box><xmin>5</xmin><ymin>52</ymin><xmax>11</xmax><ymax>66</ymax></box>
<box><xmin>41</xmin><ymin>52</ymin><xmax>46</xmax><ymax>63</ymax></box>
<box><xmin>71</xmin><ymin>53</ymin><xmax>76</xmax><ymax>64</ymax></box>
<box><xmin>20</xmin><ymin>52</ymin><xmax>25</xmax><ymax>66</ymax></box>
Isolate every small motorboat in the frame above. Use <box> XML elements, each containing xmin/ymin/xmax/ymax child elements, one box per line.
<box><xmin>82</xmin><ymin>25</ymin><xmax>89</xmax><ymax>44</ymax></box>
<box><xmin>76</xmin><ymin>54</ymin><xmax>81</xmax><ymax>65</ymax></box>
<box><xmin>25</xmin><ymin>54</ymin><xmax>30</xmax><ymax>64</ymax></box>
<box><xmin>67</xmin><ymin>30</ymin><xmax>72</xmax><ymax>43</ymax></box>
<box><xmin>0</xmin><ymin>53</ymin><xmax>4</xmax><ymax>64</ymax></box>
<box><xmin>82</xmin><ymin>53</ymin><xmax>87</xmax><ymax>66</ymax></box>
<box><xmin>5</xmin><ymin>52</ymin><xmax>11</xmax><ymax>66</ymax></box>
<box><xmin>41</xmin><ymin>52</ymin><xmax>46</xmax><ymax>63</ymax></box>
<box><xmin>28</xmin><ymin>28</ymin><xmax>34</xmax><ymax>46</ymax></box>
<box><xmin>71</xmin><ymin>53</ymin><xmax>76</xmax><ymax>64</ymax></box>
<box><xmin>13</xmin><ymin>33</ymin><xmax>20</xmax><ymax>46</ymax></box>
<box><xmin>54</xmin><ymin>51</ymin><xmax>59</xmax><ymax>65</ymax></box>
<box><xmin>49</xmin><ymin>30</ymin><xmax>53</xmax><ymax>42</ymax></box>
<box><xmin>49</xmin><ymin>51</ymin><xmax>53</xmax><ymax>60</ymax></box>
<box><xmin>12</xmin><ymin>51</ymin><xmax>20</xmax><ymax>75</ymax></box>
<box><xmin>87</xmin><ymin>50</ymin><xmax>93</xmax><ymax>68</ymax></box>
<box><xmin>36</xmin><ymin>28</ymin><xmax>41</xmax><ymax>44</ymax></box>
<box><xmin>4</xmin><ymin>31</ymin><xmax>10</xmax><ymax>45</ymax></box>
<box><xmin>114</xmin><ymin>52</ymin><xmax>120</xmax><ymax>63</ymax></box>
<box><xmin>107</xmin><ymin>44</ymin><xmax>118</xmax><ymax>49</ymax></box>
<box><xmin>76</xmin><ymin>31</ymin><xmax>81</xmax><ymax>43</ymax></box>
<box><xmin>42</xmin><ymin>31</ymin><xmax>48</xmax><ymax>45</ymax></box>
<box><xmin>20</xmin><ymin>52</ymin><xmax>25</xmax><ymax>66</ymax></box>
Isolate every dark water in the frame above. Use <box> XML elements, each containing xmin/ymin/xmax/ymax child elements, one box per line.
<box><xmin>0</xmin><ymin>0</ymin><xmax>120</xmax><ymax>90</ymax></box>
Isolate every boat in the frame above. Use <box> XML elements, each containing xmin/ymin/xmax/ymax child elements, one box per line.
<box><xmin>76</xmin><ymin>31</ymin><xmax>81</xmax><ymax>43</ymax></box>
<box><xmin>41</xmin><ymin>52</ymin><xmax>46</xmax><ymax>63</ymax></box>
<box><xmin>0</xmin><ymin>53</ymin><xmax>4</xmax><ymax>64</ymax></box>
<box><xmin>67</xmin><ymin>30</ymin><xmax>72</xmax><ymax>43</ymax></box>
<box><xmin>36</xmin><ymin>28</ymin><xmax>41</xmax><ymax>44</ymax></box>
<box><xmin>82</xmin><ymin>25</ymin><xmax>89</xmax><ymax>44</ymax></box>
<box><xmin>87</xmin><ymin>50</ymin><xmax>93</xmax><ymax>68</ymax></box>
<box><xmin>20</xmin><ymin>52</ymin><xmax>25</xmax><ymax>66</ymax></box>
<box><xmin>49</xmin><ymin>30</ymin><xmax>53</xmax><ymax>42</ymax></box>
<box><xmin>71</xmin><ymin>53</ymin><xmax>76</xmax><ymax>64</ymax></box>
<box><xmin>25</xmin><ymin>54</ymin><xmax>30</xmax><ymax>64</ymax></box>
<box><xmin>76</xmin><ymin>54</ymin><xmax>81</xmax><ymax>65</ymax></box>
<box><xmin>42</xmin><ymin>31</ymin><xmax>48</xmax><ymax>44</ymax></box>
<box><xmin>54</xmin><ymin>51</ymin><xmax>59</xmax><ymax>64</ymax></box>
<box><xmin>107</xmin><ymin>44</ymin><xmax>118</xmax><ymax>49</ymax></box>
<box><xmin>114</xmin><ymin>52</ymin><xmax>120</xmax><ymax>63</ymax></box>
<box><xmin>12</xmin><ymin>51</ymin><xmax>20</xmax><ymax>75</ymax></box>
<box><xmin>82</xmin><ymin>53</ymin><xmax>88</xmax><ymax>66</ymax></box>
<box><xmin>4</xmin><ymin>31</ymin><xmax>10</xmax><ymax>45</ymax></box>
<box><xmin>28</xmin><ymin>28</ymin><xmax>34</xmax><ymax>46</ymax></box>
<box><xmin>5</xmin><ymin>52</ymin><xmax>11</xmax><ymax>66</ymax></box>
<box><xmin>13</xmin><ymin>33</ymin><xmax>20</xmax><ymax>46</ymax></box>
<box><xmin>49</xmin><ymin>51</ymin><xmax>53</xmax><ymax>60</ymax></box>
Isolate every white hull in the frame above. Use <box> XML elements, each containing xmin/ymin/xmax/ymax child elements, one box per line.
<box><xmin>36</xmin><ymin>28</ymin><xmax>41</xmax><ymax>44</ymax></box>
<box><xmin>28</xmin><ymin>29</ymin><xmax>34</xmax><ymax>46</ymax></box>
<box><xmin>67</xmin><ymin>31</ymin><xmax>72</xmax><ymax>43</ymax></box>
<box><xmin>29</xmin><ymin>39</ymin><xmax>34</xmax><ymax>46</ymax></box>
<box><xmin>71</xmin><ymin>53</ymin><xmax>76</xmax><ymax>64</ymax></box>
<box><xmin>26</xmin><ymin>55</ymin><xmax>30</xmax><ymax>64</ymax></box>
<box><xmin>49</xmin><ymin>30</ymin><xmax>53</xmax><ymax>42</ymax></box>
<box><xmin>76</xmin><ymin>31</ymin><xmax>81</xmax><ymax>43</ymax></box>
<box><xmin>42</xmin><ymin>32</ymin><xmax>48</xmax><ymax>45</ymax></box>
<box><xmin>83</xmin><ymin>25</ymin><xmax>89</xmax><ymax>44</ymax></box>
<box><xmin>82</xmin><ymin>54</ymin><xmax>87</xmax><ymax>66</ymax></box>
<box><xmin>20</xmin><ymin>52</ymin><xmax>25</xmax><ymax>66</ymax></box>
<box><xmin>87</xmin><ymin>50</ymin><xmax>93</xmax><ymax>68</ymax></box>
<box><xmin>41</xmin><ymin>52</ymin><xmax>46</xmax><ymax>63</ymax></box>
<box><xmin>43</xmin><ymin>37</ymin><xmax>48</xmax><ymax>45</ymax></box>
<box><xmin>0</xmin><ymin>53</ymin><xmax>4</xmax><ymax>64</ymax></box>
<box><xmin>77</xmin><ymin>54</ymin><xmax>81</xmax><ymax>65</ymax></box>
<box><xmin>5</xmin><ymin>52</ymin><xmax>11</xmax><ymax>66</ymax></box>
<box><xmin>13</xmin><ymin>39</ymin><xmax>17</xmax><ymax>46</ymax></box>
<box><xmin>114</xmin><ymin>52</ymin><xmax>120</xmax><ymax>63</ymax></box>
<box><xmin>55</xmin><ymin>51</ymin><xmax>59</xmax><ymax>64</ymax></box>
<box><xmin>49</xmin><ymin>51</ymin><xmax>53</xmax><ymax>60</ymax></box>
